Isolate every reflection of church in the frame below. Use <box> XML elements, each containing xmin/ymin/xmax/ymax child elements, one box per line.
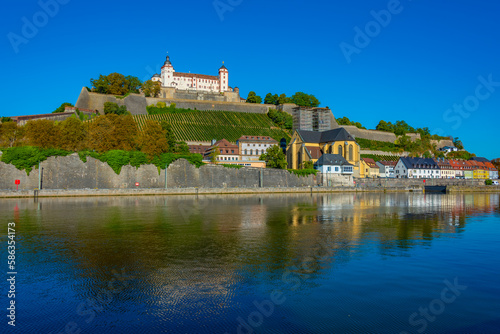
<box><xmin>151</xmin><ymin>55</ymin><xmax>230</xmax><ymax>93</ymax></box>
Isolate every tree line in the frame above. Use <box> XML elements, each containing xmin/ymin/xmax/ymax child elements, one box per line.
<box><xmin>0</xmin><ymin>115</ymin><xmax>188</xmax><ymax>159</ymax></box>
<box><xmin>89</xmin><ymin>73</ymin><xmax>161</xmax><ymax>97</ymax></box>
<box><xmin>246</xmin><ymin>91</ymin><xmax>320</xmax><ymax>107</ymax></box>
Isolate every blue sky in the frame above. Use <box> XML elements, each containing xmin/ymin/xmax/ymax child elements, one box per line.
<box><xmin>1</xmin><ymin>0</ymin><xmax>499</xmax><ymax>158</ymax></box>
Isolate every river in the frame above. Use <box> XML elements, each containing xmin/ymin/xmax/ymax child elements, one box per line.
<box><xmin>1</xmin><ymin>193</ymin><xmax>499</xmax><ymax>333</ymax></box>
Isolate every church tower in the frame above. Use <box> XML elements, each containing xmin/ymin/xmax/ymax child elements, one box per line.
<box><xmin>161</xmin><ymin>55</ymin><xmax>175</xmax><ymax>87</ymax></box>
<box><xmin>219</xmin><ymin>62</ymin><xmax>228</xmax><ymax>92</ymax></box>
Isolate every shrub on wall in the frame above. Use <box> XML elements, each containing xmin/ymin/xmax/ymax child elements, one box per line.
<box><xmin>288</xmin><ymin>169</ymin><xmax>317</xmax><ymax>177</ymax></box>
<box><xmin>1</xmin><ymin>146</ymin><xmax>71</xmax><ymax>175</ymax></box>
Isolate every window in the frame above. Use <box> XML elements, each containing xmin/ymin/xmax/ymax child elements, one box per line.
<box><xmin>338</xmin><ymin>145</ymin><xmax>342</xmax><ymax>155</ymax></box>
<box><xmin>349</xmin><ymin>145</ymin><xmax>353</xmax><ymax>161</ymax></box>
<box><xmin>250</xmin><ymin>149</ymin><xmax>253</xmax><ymax>155</ymax></box>
<box><xmin>335</xmin><ymin>167</ymin><xmax>339</xmax><ymax>172</ymax></box>
<box><xmin>327</xmin><ymin>167</ymin><xmax>331</xmax><ymax>172</ymax></box>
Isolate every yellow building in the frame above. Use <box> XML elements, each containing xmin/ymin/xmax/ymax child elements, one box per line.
<box><xmin>473</xmin><ymin>169</ymin><xmax>489</xmax><ymax>179</ymax></box>
<box><xmin>286</xmin><ymin>128</ymin><xmax>362</xmax><ymax>176</ymax></box>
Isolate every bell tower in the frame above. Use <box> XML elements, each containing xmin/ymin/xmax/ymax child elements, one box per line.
<box><xmin>219</xmin><ymin>62</ymin><xmax>228</xmax><ymax>92</ymax></box>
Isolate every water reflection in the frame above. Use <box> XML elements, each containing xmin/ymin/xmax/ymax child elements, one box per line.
<box><xmin>1</xmin><ymin>192</ymin><xmax>499</xmax><ymax>333</ymax></box>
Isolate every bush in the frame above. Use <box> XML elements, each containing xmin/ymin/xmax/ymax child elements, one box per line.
<box><xmin>1</xmin><ymin>146</ymin><xmax>71</xmax><ymax>175</ymax></box>
<box><xmin>221</xmin><ymin>164</ymin><xmax>242</xmax><ymax>169</ymax></box>
<box><xmin>288</xmin><ymin>169</ymin><xmax>317</xmax><ymax>177</ymax></box>
<box><xmin>485</xmin><ymin>179</ymin><xmax>493</xmax><ymax>185</ymax></box>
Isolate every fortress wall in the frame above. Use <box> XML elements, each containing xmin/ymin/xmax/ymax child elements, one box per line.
<box><xmin>76</xmin><ymin>88</ymin><xmax>269</xmax><ymax>115</ymax></box>
<box><xmin>0</xmin><ymin>156</ymin><xmax>316</xmax><ymax>191</ymax></box>
<box><xmin>342</xmin><ymin>126</ymin><xmax>398</xmax><ymax>142</ymax></box>
<box><xmin>431</xmin><ymin>139</ymin><xmax>454</xmax><ymax>149</ymax></box>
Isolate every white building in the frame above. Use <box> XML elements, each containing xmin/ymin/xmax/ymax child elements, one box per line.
<box><xmin>153</xmin><ymin>55</ymin><xmax>230</xmax><ymax>93</ymax></box>
<box><xmin>376</xmin><ymin>160</ymin><xmax>396</xmax><ymax>178</ymax></box>
<box><xmin>314</xmin><ymin>154</ymin><xmax>353</xmax><ymax>175</ymax></box>
<box><xmin>237</xmin><ymin>136</ymin><xmax>278</xmax><ymax>161</ymax></box>
<box><xmin>395</xmin><ymin>157</ymin><xmax>441</xmax><ymax>179</ymax></box>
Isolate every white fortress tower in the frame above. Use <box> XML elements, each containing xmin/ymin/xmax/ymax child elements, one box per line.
<box><xmin>154</xmin><ymin>55</ymin><xmax>231</xmax><ymax>93</ymax></box>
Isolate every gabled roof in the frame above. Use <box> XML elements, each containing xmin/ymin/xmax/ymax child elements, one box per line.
<box><xmin>315</xmin><ymin>154</ymin><xmax>352</xmax><ymax>166</ymax></box>
<box><xmin>470</xmin><ymin>157</ymin><xmax>489</xmax><ymax>163</ymax></box>
<box><xmin>237</xmin><ymin>135</ymin><xmax>277</xmax><ymax>143</ymax></box>
<box><xmin>398</xmin><ymin>157</ymin><xmax>440</xmax><ymax>169</ymax></box>
<box><xmin>362</xmin><ymin>158</ymin><xmax>378</xmax><ymax>168</ymax></box>
<box><xmin>297</xmin><ymin>127</ymin><xmax>356</xmax><ymax>144</ymax></box>
<box><xmin>377</xmin><ymin>160</ymin><xmax>397</xmax><ymax>167</ymax></box>
<box><xmin>173</xmin><ymin>72</ymin><xmax>219</xmax><ymax>81</ymax></box>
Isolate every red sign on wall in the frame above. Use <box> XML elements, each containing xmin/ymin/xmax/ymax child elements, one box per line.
<box><xmin>135</xmin><ymin>182</ymin><xmax>139</xmax><ymax>187</ymax></box>
<box><xmin>15</xmin><ymin>180</ymin><xmax>20</xmax><ymax>185</ymax></box>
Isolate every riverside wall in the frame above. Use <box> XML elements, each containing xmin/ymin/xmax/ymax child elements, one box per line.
<box><xmin>0</xmin><ymin>155</ymin><xmax>316</xmax><ymax>191</ymax></box>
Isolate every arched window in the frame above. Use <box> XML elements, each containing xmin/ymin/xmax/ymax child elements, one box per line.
<box><xmin>250</xmin><ymin>149</ymin><xmax>253</xmax><ymax>155</ymax></box>
<box><xmin>338</xmin><ymin>145</ymin><xmax>342</xmax><ymax>156</ymax></box>
<box><xmin>244</xmin><ymin>149</ymin><xmax>247</xmax><ymax>155</ymax></box>
<box><xmin>349</xmin><ymin>145</ymin><xmax>353</xmax><ymax>161</ymax></box>
<box><xmin>298</xmin><ymin>151</ymin><xmax>302</xmax><ymax>167</ymax></box>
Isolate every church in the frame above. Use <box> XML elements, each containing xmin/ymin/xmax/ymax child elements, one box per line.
<box><xmin>152</xmin><ymin>55</ymin><xmax>231</xmax><ymax>93</ymax></box>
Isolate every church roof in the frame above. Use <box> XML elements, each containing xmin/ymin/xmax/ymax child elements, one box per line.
<box><xmin>219</xmin><ymin>63</ymin><xmax>227</xmax><ymax>70</ymax></box>
<box><xmin>315</xmin><ymin>154</ymin><xmax>352</xmax><ymax>166</ymax></box>
<box><xmin>297</xmin><ymin>127</ymin><xmax>356</xmax><ymax>144</ymax></box>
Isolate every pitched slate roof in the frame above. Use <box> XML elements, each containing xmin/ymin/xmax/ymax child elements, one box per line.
<box><xmin>315</xmin><ymin>154</ymin><xmax>352</xmax><ymax>166</ymax></box>
<box><xmin>297</xmin><ymin>127</ymin><xmax>356</xmax><ymax>144</ymax></box>
<box><xmin>399</xmin><ymin>157</ymin><xmax>440</xmax><ymax>169</ymax></box>
<box><xmin>470</xmin><ymin>157</ymin><xmax>489</xmax><ymax>163</ymax></box>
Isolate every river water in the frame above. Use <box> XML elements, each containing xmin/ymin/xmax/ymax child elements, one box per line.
<box><xmin>1</xmin><ymin>193</ymin><xmax>499</xmax><ymax>333</ymax></box>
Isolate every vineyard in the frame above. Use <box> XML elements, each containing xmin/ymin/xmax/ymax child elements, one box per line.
<box><xmin>360</xmin><ymin>154</ymin><xmax>400</xmax><ymax>162</ymax></box>
<box><xmin>133</xmin><ymin>110</ymin><xmax>291</xmax><ymax>143</ymax></box>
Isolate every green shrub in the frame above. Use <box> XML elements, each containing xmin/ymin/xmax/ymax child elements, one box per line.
<box><xmin>1</xmin><ymin>146</ymin><xmax>71</xmax><ymax>175</ymax></box>
<box><xmin>485</xmin><ymin>179</ymin><xmax>493</xmax><ymax>185</ymax></box>
<box><xmin>78</xmin><ymin>150</ymin><xmax>204</xmax><ymax>174</ymax></box>
<box><xmin>288</xmin><ymin>169</ymin><xmax>317</xmax><ymax>177</ymax></box>
<box><xmin>220</xmin><ymin>164</ymin><xmax>243</xmax><ymax>169</ymax></box>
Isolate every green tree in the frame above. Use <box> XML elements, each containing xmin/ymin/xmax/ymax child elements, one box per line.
<box><xmin>290</xmin><ymin>92</ymin><xmax>320</xmax><ymax>107</ymax></box>
<box><xmin>303</xmin><ymin>161</ymin><xmax>314</xmax><ymax>169</ymax></box>
<box><xmin>142</xmin><ymin>80</ymin><xmax>161</xmax><ymax>97</ymax></box>
<box><xmin>52</xmin><ymin>102</ymin><xmax>74</xmax><ymax>113</ymax></box>
<box><xmin>260</xmin><ymin>145</ymin><xmax>287</xmax><ymax>169</ymax></box>
<box><xmin>264</xmin><ymin>93</ymin><xmax>279</xmax><ymax>105</ymax></box>
<box><xmin>209</xmin><ymin>147</ymin><xmax>220</xmax><ymax>163</ymax></box>
<box><xmin>454</xmin><ymin>137</ymin><xmax>464</xmax><ymax>150</ymax></box>
<box><xmin>90</xmin><ymin>73</ymin><xmax>142</xmax><ymax>95</ymax></box>
<box><xmin>137</xmin><ymin>120</ymin><xmax>169</xmax><ymax>158</ymax></box>
<box><xmin>126</xmin><ymin>75</ymin><xmax>142</xmax><ymax>94</ymax></box>
<box><xmin>160</xmin><ymin>121</ymin><xmax>177</xmax><ymax>152</ymax></box>
<box><xmin>277</xmin><ymin>94</ymin><xmax>291</xmax><ymax>105</ymax></box>
<box><xmin>246</xmin><ymin>91</ymin><xmax>262</xmax><ymax>104</ymax></box>
<box><xmin>104</xmin><ymin>102</ymin><xmax>128</xmax><ymax>115</ymax></box>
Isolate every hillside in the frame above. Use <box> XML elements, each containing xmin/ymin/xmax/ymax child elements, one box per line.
<box><xmin>133</xmin><ymin>110</ymin><xmax>291</xmax><ymax>143</ymax></box>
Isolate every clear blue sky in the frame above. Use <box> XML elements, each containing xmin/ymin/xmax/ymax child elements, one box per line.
<box><xmin>1</xmin><ymin>0</ymin><xmax>499</xmax><ymax>158</ymax></box>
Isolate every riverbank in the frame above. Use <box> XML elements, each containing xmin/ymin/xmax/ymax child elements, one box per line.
<box><xmin>1</xmin><ymin>185</ymin><xmax>499</xmax><ymax>198</ymax></box>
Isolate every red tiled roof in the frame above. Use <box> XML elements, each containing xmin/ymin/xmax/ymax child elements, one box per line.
<box><xmin>173</xmin><ymin>72</ymin><xmax>219</xmax><ymax>81</ymax></box>
<box><xmin>237</xmin><ymin>135</ymin><xmax>278</xmax><ymax>143</ymax></box>
<box><xmin>362</xmin><ymin>158</ymin><xmax>378</xmax><ymax>168</ymax></box>
<box><xmin>305</xmin><ymin>146</ymin><xmax>322</xmax><ymax>159</ymax></box>
<box><xmin>378</xmin><ymin>160</ymin><xmax>397</xmax><ymax>166</ymax></box>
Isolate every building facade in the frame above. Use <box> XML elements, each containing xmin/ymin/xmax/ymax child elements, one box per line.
<box><xmin>286</xmin><ymin>128</ymin><xmax>361</xmax><ymax>175</ymax></box>
<box><xmin>236</xmin><ymin>136</ymin><xmax>278</xmax><ymax>161</ymax></box>
<box><xmin>376</xmin><ymin>161</ymin><xmax>396</xmax><ymax>178</ymax></box>
<box><xmin>395</xmin><ymin>157</ymin><xmax>441</xmax><ymax>179</ymax></box>
<box><xmin>154</xmin><ymin>55</ymin><xmax>230</xmax><ymax>93</ymax></box>
<box><xmin>205</xmin><ymin>139</ymin><xmax>239</xmax><ymax>162</ymax></box>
